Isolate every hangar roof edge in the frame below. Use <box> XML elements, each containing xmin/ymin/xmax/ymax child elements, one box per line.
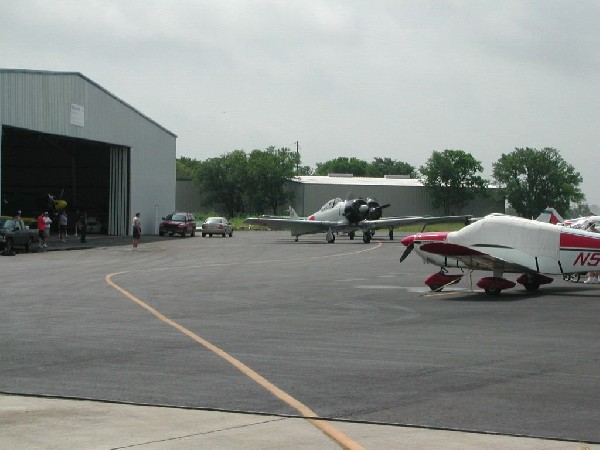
<box><xmin>0</xmin><ymin>68</ymin><xmax>177</xmax><ymax>138</ymax></box>
<box><xmin>290</xmin><ymin>176</ymin><xmax>424</xmax><ymax>186</ymax></box>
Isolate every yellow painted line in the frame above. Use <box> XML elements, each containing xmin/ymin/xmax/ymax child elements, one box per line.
<box><xmin>105</xmin><ymin>247</ymin><xmax>381</xmax><ymax>449</ymax></box>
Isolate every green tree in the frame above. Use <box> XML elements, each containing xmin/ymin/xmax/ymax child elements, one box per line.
<box><xmin>492</xmin><ymin>147</ymin><xmax>584</xmax><ymax>218</ymax></box>
<box><xmin>314</xmin><ymin>157</ymin><xmax>369</xmax><ymax>176</ymax></box>
<box><xmin>367</xmin><ymin>157</ymin><xmax>416</xmax><ymax>178</ymax></box>
<box><xmin>176</xmin><ymin>156</ymin><xmax>200</xmax><ymax>179</ymax></box>
<box><xmin>195</xmin><ymin>150</ymin><xmax>248</xmax><ymax>217</ymax></box>
<box><xmin>246</xmin><ymin>146</ymin><xmax>300</xmax><ymax>214</ymax></box>
<box><xmin>419</xmin><ymin>149</ymin><xmax>488</xmax><ymax>214</ymax></box>
<box><xmin>295</xmin><ymin>165</ymin><xmax>313</xmax><ymax>176</ymax></box>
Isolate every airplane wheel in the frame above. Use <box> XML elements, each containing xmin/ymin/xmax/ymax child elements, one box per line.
<box><xmin>362</xmin><ymin>232</ymin><xmax>371</xmax><ymax>243</ymax></box>
<box><xmin>326</xmin><ymin>233</ymin><xmax>335</xmax><ymax>243</ymax></box>
<box><xmin>429</xmin><ymin>285</ymin><xmax>442</xmax><ymax>291</ymax></box>
<box><xmin>570</xmin><ymin>274</ymin><xmax>581</xmax><ymax>283</ymax></box>
<box><xmin>484</xmin><ymin>288</ymin><xmax>502</xmax><ymax>295</ymax></box>
<box><xmin>562</xmin><ymin>273</ymin><xmax>571</xmax><ymax>281</ymax></box>
<box><xmin>349</xmin><ymin>231</ymin><xmax>355</xmax><ymax>240</ymax></box>
<box><xmin>389</xmin><ymin>229</ymin><xmax>394</xmax><ymax>240</ymax></box>
<box><xmin>523</xmin><ymin>282</ymin><xmax>540</xmax><ymax>291</ymax></box>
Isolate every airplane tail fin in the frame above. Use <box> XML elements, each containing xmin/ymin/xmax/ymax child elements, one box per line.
<box><xmin>535</xmin><ymin>207</ymin><xmax>564</xmax><ymax>224</ymax></box>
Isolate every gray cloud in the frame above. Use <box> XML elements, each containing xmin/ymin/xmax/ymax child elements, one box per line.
<box><xmin>2</xmin><ymin>0</ymin><xmax>599</xmax><ymax>205</ymax></box>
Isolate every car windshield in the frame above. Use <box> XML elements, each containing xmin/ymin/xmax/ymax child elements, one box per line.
<box><xmin>206</xmin><ymin>217</ymin><xmax>223</xmax><ymax>223</ymax></box>
<box><xmin>1</xmin><ymin>219</ymin><xmax>14</xmax><ymax>230</ymax></box>
<box><xmin>169</xmin><ymin>214</ymin><xmax>186</xmax><ymax>222</ymax></box>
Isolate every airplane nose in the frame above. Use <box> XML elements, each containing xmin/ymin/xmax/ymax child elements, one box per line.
<box><xmin>401</xmin><ymin>235</ymin><xmax>415</xmax><ymax>247</ymax></box>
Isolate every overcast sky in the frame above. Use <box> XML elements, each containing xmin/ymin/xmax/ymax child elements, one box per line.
<box><xmin>2</xmin><ymin>0</ymin><xmax>600</xmax><ymax>206</ymax></box>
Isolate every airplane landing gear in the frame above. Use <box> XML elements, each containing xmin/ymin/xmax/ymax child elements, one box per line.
<box><xmin>326</xmin><ymin>231</ymin><xmax>335</xmax><ymax>243</ymax></box>
<box><xmin>362</xmin><ymin>230</ymin><xmax>372</xmax><ymax>243</ymax></box>
<box><xmin>477</xmin><ymin>277</ymin><xmax>516</xmax><ymax>295</ymax></box>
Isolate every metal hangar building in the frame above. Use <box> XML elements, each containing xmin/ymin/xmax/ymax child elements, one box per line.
<box><xmin>0</xmin><ymin>69</ymin><xmax>176</xmax><ymax>235</ymax></box>
<box><xmin>286</xmin><ymin>175</ymin><xmax>504</xmax><ymax>217</ymax></box>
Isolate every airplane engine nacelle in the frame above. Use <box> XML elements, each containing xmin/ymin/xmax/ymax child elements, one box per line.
<box><xmin>344</xmin><ymin>199</ymin><xmax>368</xmax><ymax>224</ymax></box>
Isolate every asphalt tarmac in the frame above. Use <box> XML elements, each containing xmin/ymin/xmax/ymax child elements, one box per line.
<box><xmin>1</xmin><ymin>231</ymin><xmax>599</xmax><ymax>449</ymax></box>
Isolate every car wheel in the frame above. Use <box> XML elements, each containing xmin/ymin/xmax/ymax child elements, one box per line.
<box><xmin>222</xmin><ymin>233</ymin><xmax>226</xmax><ymax>237</ymax></box>
<box><xmin>168</xmin><ymin>233</ymin><xmax>173</xmax><ymax>237</ymax></box>
<box><xmin>24</xmin><ymin>237</ymin><xmax>33</xmax><ymax>253</ymax></box>
<box><xmin>181</xmin><ymin>229</ymin><xmax>187</xmax><ymax>238</ymax></box>
<box><xmin>159</xmin><ymin>231</ymin><xmax>164</xmax><ymax>236</ymax></box>
<box><xmin>209</xmin><ymin>234</ymin><xmax>212</xmax><ymax>237</ymax></box>
<box><xmin>5</xmin><ymin>238</ymin><xmax>13</xmax><ymax>252</ymax></box>
<box><xmin>229</xmin><ymin>232</ymin><xmax>233</xmax><ymax>237</ymax></box>
<box><xmin>202</xmin><ymin>233</ymin><xmax>206</xmax><ymax>237</ymax></box>
<box><xmin>191</xmin><ymin>229</ymin><xmax>195</xmax><ymax>237</ymax></box>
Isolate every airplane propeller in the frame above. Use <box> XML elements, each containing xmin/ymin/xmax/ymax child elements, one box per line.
<box><xmin>399</xmin><ymin>242</ymin><xmax>414</xmax><ymax>263</ymax></box>
<box><xmin>366</xmin><ymin>198</ymin><xmax>390</xmax><ymax>220</ymax></box>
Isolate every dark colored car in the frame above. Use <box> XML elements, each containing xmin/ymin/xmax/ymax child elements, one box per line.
<box><xmin>159</xmin><ymin>212</ymin><xmax>196</xmax><ymax>237</ymax></box>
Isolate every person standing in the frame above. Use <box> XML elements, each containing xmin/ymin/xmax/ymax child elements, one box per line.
<box><xmin>78</xmin><ymin>211</ymin><xmax>88</xmax><ymax>243</ymax></box>
<box><xmin>132</xmin><ymin>212</ymin><xmax>141</xmax><ymax>249</ymax></box>
<box><xmin>37</xmin><ymin>212</ymin><xmax>47</xmax><ymax>248</ymax></box>
<box><xmin>43</xmin><ymin>212</ymin><xmax>52</xmax><ymax>241</ymax></box>
<box><xmin>58</xmin><ymin>210</ymin><xmax>68</xmax><ymax>242</ymax></box>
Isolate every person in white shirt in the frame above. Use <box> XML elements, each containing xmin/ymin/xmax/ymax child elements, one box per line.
<box><xmin>132</xmin><ymin>212</ymin><xmax>141</xmax><ymax>248</ymax></box>
<box><xmin>43</xmin><ymin>212</ymin><xmax>52</xmax><ymax>240</ymax></box>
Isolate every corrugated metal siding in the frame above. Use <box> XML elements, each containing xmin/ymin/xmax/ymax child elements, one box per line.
<box><xmin>1</xmin><ymin>69</ymin><xmax>176</xmax><ymax>235</ymax></box>
<box><xmin>285</xmin><ymin>180</ymin><xmax>503</xmax><ymax>217</ymax></box>
<box><xmin>176</xmin><ymin>179</ymin><xmax>205</xmax><ymax>212</ymax></box>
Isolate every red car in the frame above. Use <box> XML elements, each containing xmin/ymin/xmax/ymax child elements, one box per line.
<box><xmin>159</xmin><ymin>212</ymin><xmax>196</xmax><ymax>237</ymax></box>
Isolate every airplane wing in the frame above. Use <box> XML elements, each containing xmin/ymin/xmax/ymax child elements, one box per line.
<box><xmin>244</xmin><ymin>217</ymin><xmax>339</xmax><ymax>235</ymax></box>
<box><xmin>419</xmin><ymin>242</ymin><xmax>535</xmax><ymax>273</ymax></box>
<box><xmin>361</xmin><ymin>215</ymin><xmax>470</xmax><ymax>231</ymax></box>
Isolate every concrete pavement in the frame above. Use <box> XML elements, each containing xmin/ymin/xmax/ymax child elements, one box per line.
<box><xmin>1</xmin><ymin>394</ymin><xmax>595</xmax><ymax>449</ymax></box>
<box><xmin>3</xmin><ymin>232</ymin><xmax>599</xmax><ymax>449</ymax></box>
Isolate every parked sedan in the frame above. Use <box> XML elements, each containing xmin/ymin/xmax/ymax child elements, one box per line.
<box><xmin>199</xmin><ymin>217</ymin><xmax>233</xmax><ymax>237</ymax></box>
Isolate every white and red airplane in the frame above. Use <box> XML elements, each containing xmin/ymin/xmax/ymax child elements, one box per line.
<box><xmin>400</xmin><ymin>213</ymin><xmax>600</xmax><ymax>295</ymax></box>
<box><xmin>245</xmin><ymin>197</ymin><xmax>468</xmax><ymax>243</ymax></box>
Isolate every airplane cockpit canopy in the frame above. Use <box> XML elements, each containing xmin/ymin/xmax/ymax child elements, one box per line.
<box><xmin>319</xmin><ymin>198</ymin><xmax>343</xmax><ymax>212</ymax></box>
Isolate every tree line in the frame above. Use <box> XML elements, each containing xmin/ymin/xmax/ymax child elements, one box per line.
<box><xmin>177</xmin><ymin>146</ymin><xmax>587</xmax><ymax>219</ymax></box>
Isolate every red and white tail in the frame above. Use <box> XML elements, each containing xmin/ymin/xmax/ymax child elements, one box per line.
<box><xmin>535</xmin><ymin>207</ymin><xmax>564</xmax><ymax>225</ymax></box>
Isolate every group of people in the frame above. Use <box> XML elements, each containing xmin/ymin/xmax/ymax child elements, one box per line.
<box><xmin>17</xmin><ymin>210</ymin><xmax>141</xmax><ymax>249</ymax></box>
<box><xmin>33</xmin><ymin>210</ymin><xmax>84</xmax><ymax>248</ymax></box>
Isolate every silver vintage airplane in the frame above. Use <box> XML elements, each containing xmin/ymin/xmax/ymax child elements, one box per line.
<box><xmin>245</xmin><ymin>197</ymin><xmax>468</xmax><ymax>243</ymax></box>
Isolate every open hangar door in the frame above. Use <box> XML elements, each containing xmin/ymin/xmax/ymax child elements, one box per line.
<box><xmin>1</xmin><ymin>126</ymin><xmax>130</xmax><ymax>235</ymax></box>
